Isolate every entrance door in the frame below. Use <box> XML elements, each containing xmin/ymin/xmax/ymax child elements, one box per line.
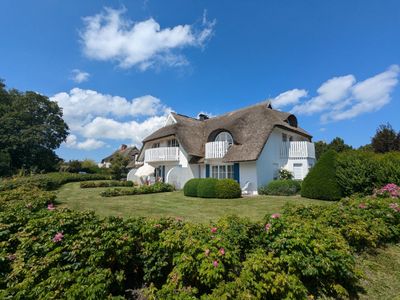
<box><xmin>293</xmin><ymin>163</ymin><xmax>303</xmax><ymax>180</ymax></box>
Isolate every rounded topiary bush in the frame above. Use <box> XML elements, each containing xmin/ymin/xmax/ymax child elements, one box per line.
<box><xmin>183</xmin><ymin>178</ymin><xmax>202</xmax><ymax>197</ymax></box>
<box><xmin>197</xmin><ymin>178</ymin><xmax>218</xmax><ymax>198</ymax></box>
<box><xmin>215</xmin><ymin>179</ymin><xmax>241</xmax><ymax>198</ymax></box>
<box><xmin>301</xmin><ymin>150</ymin><xmax>342</xmax><ymax>200</ymax></box>
<box><xmin>258</xmin><ymin>179</ymin><xmax>301</xmax><ymax>196</ymax></box>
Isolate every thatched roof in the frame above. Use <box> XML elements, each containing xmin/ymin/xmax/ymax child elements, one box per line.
<box><xmin>101</xmin><ymin>145</ymin><xmax>140</xmax><ymax>163</ymax></box>
<box><xmin>141</xmin><ymin>101</ymin><xmax>312</xmax><ymax>163</ymax></box>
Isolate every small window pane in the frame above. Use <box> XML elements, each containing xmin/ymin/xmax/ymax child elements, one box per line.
<box><xmin>212</xmin><ymin>166</ymin><xmax>218</xmax><ymax>178</ymax></box>
<box><xmin>227</xmin><ymin>165</ymin><xmax>234</xmax><ymax>179</ymax></box>
<box><xmin>215</xmin><ymin>132</ymin><xmax>233</xmax><ymax>145</ymax></box>
<box><xmin>219</xmin><ymin>165</ymin><xmax>226</xmax><ymax>179</ymax></box>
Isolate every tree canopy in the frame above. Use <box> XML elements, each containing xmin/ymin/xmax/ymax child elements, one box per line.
<box><xmin>314</xmin><ymin>137</ymin><xmax>352</xmax><ymax>159</ymax></box>
<box><xmin>0</xmin><ymin>80</ymin><xmax>69</xmax><ymax>175</ymax></box>
<box><xmin>371</xmin><ymin>123</ymin><xmax>400</xmax><ymax>153</ymax></box>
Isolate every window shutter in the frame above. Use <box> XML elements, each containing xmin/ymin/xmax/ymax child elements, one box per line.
<box><xmin>233</xmin><ymin>163</ymin><xmax>240</xmax><ymax>183</ymax></box>
<box><xmin>205</xmin><ymin>164</ymin><xmax>210</xmax><ymax>178</ymax></box>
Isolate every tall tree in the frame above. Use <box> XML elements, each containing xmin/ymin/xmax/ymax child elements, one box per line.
<box><xmin>0</xmin><ymin>81</ymin><xmax>69</xmax><ymax>173</ymax></box>
<box><xmin>371</xmin><ymin>123</ymin><xmax>400</xmax><ymax>153</ymax></box>
<box><xmin>329</xmin><ymin>137</ymin><xmax>352</xmax><ymax>153</ymax></box>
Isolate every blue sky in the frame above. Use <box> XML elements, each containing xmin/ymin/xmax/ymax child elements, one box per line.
<box><xmin>1</xmin><ymin>0</ymin><xmax>399</xmax><ymax>162</ymax></box>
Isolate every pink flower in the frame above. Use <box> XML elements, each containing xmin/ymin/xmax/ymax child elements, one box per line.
<box><xmin>47</xmin><ymin>203</ymin><xmax>55</xmax><ymax>210</ymax></box>
<box><xmin>213</xmin><ymin>260</ymin><xmax>218</xmax><ymax>267</ymax></box>
<box><xmin>211</xmin><ymin>227</ymin><xmax>218</xmax><ymax>233</ymax></box>
<box><xmin>205</xmin><ymin>249</ymin><xmax>210</xmax><ymax>256</ymax></box>
<box><xmin>7</xmin><ymin>254</ymin><xmax>16</xmax><ymax>261</ymax></box>
<box><xmin>271</xmin><ymin>213</ymin><xmax>281</xmax><ymax>219</ymax></box>
<box><xmin>219</xmin><ymin>248</ymin><xmax>225</xmax><ymax>255</ymax></box>
<box><xmin>265</xmin><ymin>223</ymin><xmax>272</xmax><ymax>231</ymax></box>
<box><xmin>52</xmin><ymin>232</ymin><xmax>64</xmax><ymax>243</ymax></box>
<box><xmin>358</xmin><ymin>203</ymin><xmax>367</xmax><ymax>209</ymax></box>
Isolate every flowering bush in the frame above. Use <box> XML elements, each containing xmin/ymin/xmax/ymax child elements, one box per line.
<box><xmin>374</xmin><ymin>183</ymin><xmax>400</xmax><ymax>198</ymax></box>
<box><xmin>1</xmin><ymin>181</ymin><xmax>400</xmax><ymax>298</ymax></box>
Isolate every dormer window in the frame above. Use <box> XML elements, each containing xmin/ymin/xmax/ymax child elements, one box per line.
<box><xmin>215</xmin><ymin>132</ymin><xmax>233</xmax><ymax>145</ymax></box>
<box><xmin>152</xmin><ymin>142</ymin><xmax>160</xmax><ymax>148</ymax></box>
<box><xmin>167</xmin><ymin>139</ymin><xmax>179</xmax><ymax>147</ymax></box>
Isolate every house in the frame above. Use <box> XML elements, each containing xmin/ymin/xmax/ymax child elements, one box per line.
<box><xmin>137</xmin><ymin>101</ymin><xmax>315</xmax><ymax>194</ymax></box>
<box><xmin>98</xmin><ymin>144</ymin><xmax>141</xmax><ymax>169</ymax></box>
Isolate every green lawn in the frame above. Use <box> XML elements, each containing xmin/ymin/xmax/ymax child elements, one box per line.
<box><xmin>57</xmin><ymin>182</ymin><xmax>331</xmax><ymax>223</ymax></box>
<box><xmin>357</xmin><ymin>244</ymin><xmax>400</xmax><ymax>300</ymax></box>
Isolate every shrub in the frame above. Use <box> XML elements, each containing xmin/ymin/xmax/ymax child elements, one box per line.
<box><xmin>279</xmin><ymin>168</ymin><xmax>293</xmax><ymax>180</ymax></box>
<box><xmin>374</xmin><ymin>183</ymin><xmax>400</xmax><ymax>199</ymax></box>
<box><xmin>336</xmin><ymin>151</ymin><xmax>400</xmax><ymax>196</ymax></box>
<box><xmin>100</xmin><ymin>182</ymin><xmax>174</xmax><ymax>197</ymax></box>
<box><xmin>183</xmin><ymin>178</ymin><xmax>202</xmax><ymax>197</ymax></box>
<box><xmin>215</xmin><ymin>179</ymin><xmax>241</xmax><ymax>199</ymax></box>
<box><xmin>80</xmin><ymin>180</ymin><xmax>134</xmax><ymax>188</ymax></box>
<box><xmin>197</xmin><ymin>178</ymin><xmax>218</xmax><ymax>198</ymax></box>
<box><xmin>258</xmin><ymin>179</ymin><xmax>301</xmax><ymax>196</ymax></box>
<box><xmin>301</xmin><ymin>150</ymin><xmax>342</xmax><ymax>200</ymax></box>
<box><xmin>0</xmin><ymin>172</ymin><xmax>111</xmax><ymax>191</ymax></box>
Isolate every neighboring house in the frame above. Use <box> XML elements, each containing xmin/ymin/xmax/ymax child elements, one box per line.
<box><xmin>137</xmin><ymin>101</ymin><xmax>315</xmax><ymax>194</ymax></box>
<box><xmin>98</xmin><ymin>144</ymin><xmax>141</xmax><ymax>169</ymax></box>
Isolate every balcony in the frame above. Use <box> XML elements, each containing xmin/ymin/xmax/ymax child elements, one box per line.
<box><xmin>280</xmin><ymin>141</ymin><xmax>315</xmax><ymax>159</ymax></box>
<box><xmin>144</xmin><ymin>147</ymin><xmax>179</xmax><ymax>163</ymax></box>
<box><xmin>205</xmin><ymin>141</ymin><xmax>230</xmax><ymax>159</ymax></box>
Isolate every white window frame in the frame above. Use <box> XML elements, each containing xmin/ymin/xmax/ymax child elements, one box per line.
<box><xmin>215</xmin><ymin>132</ymin><xmax>233</xmax><ymax>145</ymax></box>
<box><xmin>210</xmin><ymin>164</ymin><xmax>234</xmax><ymax>179</ymax></box>
<box><xmin>167</xmin><ymin>139</ymin><xmax>179</xmax><ymax>147</ymax></box>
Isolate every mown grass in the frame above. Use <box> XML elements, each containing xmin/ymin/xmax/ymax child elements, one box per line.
<box><xmin>57</xmin><ymin>182</ymin><xmax>332</xmax><ymax>223</ymax></box>
<box><xmin>357</xmin><ymin>244</ymin><xmax>400</xmax><ymax>300</ymax></box>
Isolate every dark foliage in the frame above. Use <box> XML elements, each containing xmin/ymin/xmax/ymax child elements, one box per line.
<box><xmin>183</xmin><ymin>178</ymin><xmax>202</xmax><ymax>197</ymax></box>
<box><xmin>215</xmin><ymin>179</ymin><xmax>241</xmax><ymax>199</ymax></box>
<box><xmin>258</xmin><ymin>179</ymin><xmax>301</xmax><ymax>196</ymax></box>
<box><xmin>197</xmin><ymin>178</ymin><xmax>219</xmax><ymax>198</ymax></box>
<box><xmin>371</xmin><ymin>123</ymin><xmax>400</xmax><ymax>153</ymax></box>
<box><xmin>301</xmin><ymin>150</ymin><xmax>342</xmax><ymax>200</ymax></box>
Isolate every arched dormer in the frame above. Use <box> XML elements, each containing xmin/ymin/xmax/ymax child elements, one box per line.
<box><xmin>207</xmin><ymin>129</ymin><xmax>234</xmax><ymax>145</ymax></box>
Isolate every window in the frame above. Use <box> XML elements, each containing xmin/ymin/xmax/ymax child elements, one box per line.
<box><xmin>282</xmin><ymin>133</ymin><xmax>287</xmax><ymax>142</ymax></box>
<box><xmin>289</xmin><ymin>136</ymin><xmax>293</xmax><ymax>142</ymax></box>
<box><xmin>152</xmin><ymin>142</ymin><xmax>160</xmax><ymax>148</ymax></box>
<box><xmin>273</xmin><ymin>163</ymin><xmax>279</xmax><ymax>180</ymax></box>
<box><xmin>215</xmin><ymin>132</ymin><xmax>233</xmax><ymax>145</ymax></box>
<box><xmin>210</xmin><ymin>164</ymin><xmax>234</xmax><ymax>179</ymax></box>
<box><xmin>167</xmin><ymin>139</ymin><xmax>179</xmax><ymax>147</ymax></box>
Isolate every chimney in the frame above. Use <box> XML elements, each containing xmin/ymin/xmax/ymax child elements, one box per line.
<box><xmin>198</xmin><ymin>113</ymin><xmax>209</xmax><ymax>121</ymax></box>
<box><xmin>120</xmin><ymin>144</ymin><xmax>128</xmax><ymax>151</ymax></box>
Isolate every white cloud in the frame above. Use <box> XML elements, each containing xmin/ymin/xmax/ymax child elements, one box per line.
<box><xmin>289</xmin><ymin>65</ymin><xmax>399</xmax><ymax>123</ymax></box>
<box><xmin>271</xmin><ymin>89</ymin><xmax>308</xmax><ymax>109</ymax></box>
<box><xmin>51</xmin><ymin>88</ymin><xmax>170</xmax><ymax>131</ymax></box>
<box><xmin>71</xmin><ymin>69</ymin><xmax>90</xmax><ymax>83</ymax></box>
<box><xmin>81</xmin><ymin>7</ymin><xmax>216</xmax><ymax>70</ymax></box>
<box><xmin>65</xmin><ymin>134</ymin><xmax>105</xmax><ymax>150</ymax></box>
<box><xmin>51</xmin><ymin>88</ymin><xmax>171</xmax><ymax>150</ymax></box>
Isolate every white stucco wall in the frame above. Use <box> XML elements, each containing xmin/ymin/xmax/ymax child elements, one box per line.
<box><xmin>239</xmin><ymin>161</ymin><xmax>258</xmax><ymax>194</ymax></box>
<box><xmin>256</xmin><ymin>127</ymin><xmax>314</xmax><ymax>188</ymax></box>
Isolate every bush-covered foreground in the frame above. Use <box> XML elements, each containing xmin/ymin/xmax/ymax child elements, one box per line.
<box><xmin>258</xmin><ymin>179</ymin><xmax>301</xmax><ymax>196</ymax></box>
<box><xmin>1</xmin><ymin>186</ymin><xmax>399</xmax><ymax>298</ymax></box>
<box><xmin>184</xmin><ymin>178</ymin><xmax>241</xmax><ymax>199</ymax></box>
<box><xmin>0</xmin><ymin>172</ymin><xmax>111</xmax><ymax>192</ymax></box>
<box><xmin>100</xmin><ymin>182</ymin><xmax>174</xmax><ymax>197</ymax></box>
<box><xmin>80</xmin><ymin>180</ymin><xmax>135</xmax><ymax>188</ymax></box>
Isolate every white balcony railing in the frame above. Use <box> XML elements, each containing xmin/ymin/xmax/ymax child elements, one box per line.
<box><xmin>205</xmin><ymin>141</ymin><xmax>230</xmax><ymax>159</ymax></box>
<box><xmin>280</xmin><ymin>141</ymin><xmax>315</xmax><ymax>159</ymax></box>
<box><xmin>144</xmin><ymin>147</ymin><xmax>179</xmax><ymax>163</ymax></box>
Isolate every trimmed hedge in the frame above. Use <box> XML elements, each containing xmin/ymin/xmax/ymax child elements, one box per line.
<box><xmin>80</xmin><ymin>180</ymin><xmax>135</xmax><ymax>188</ymax></box>
<box><xmin>183</xmin><ymin>178</ymin><xmax>202</xmax><ymax>197</ymax></box>
<box><xmin>336</xmin><ymin>151</ymin><xmax>400</xmax><ymax>196</ymax></box>
<box><xmin>301</xmin><ymin>150</ymin><xmax>342</xmax><ymax>200</ymax></box>
<box><xmin>215</xmin><ymin>179</ymin><xmax>241</xmax><ymax>199</ymax></box>
<box><xmin>0</xmin><ymin>172</ymin><xmax>111</xmax><ymax>191</ymax></box>
<box><xmin>184</xmin><ymin>178</ymin><xmax>242</xmax><ymax>199</ymax></box>
<box><xmin>258</xmin><ymin>179</ymin><xmax>301</xmax><ymax>196</ymax></box>
<box><xmin>100</xmin><ymin>182</ymin><xmax>174</xmax><ymax>197</ymax></box>
<box><xmin>197</xmin><ymin>178</ymin><xmax>219</xmax><ymax>198</ymax></box>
